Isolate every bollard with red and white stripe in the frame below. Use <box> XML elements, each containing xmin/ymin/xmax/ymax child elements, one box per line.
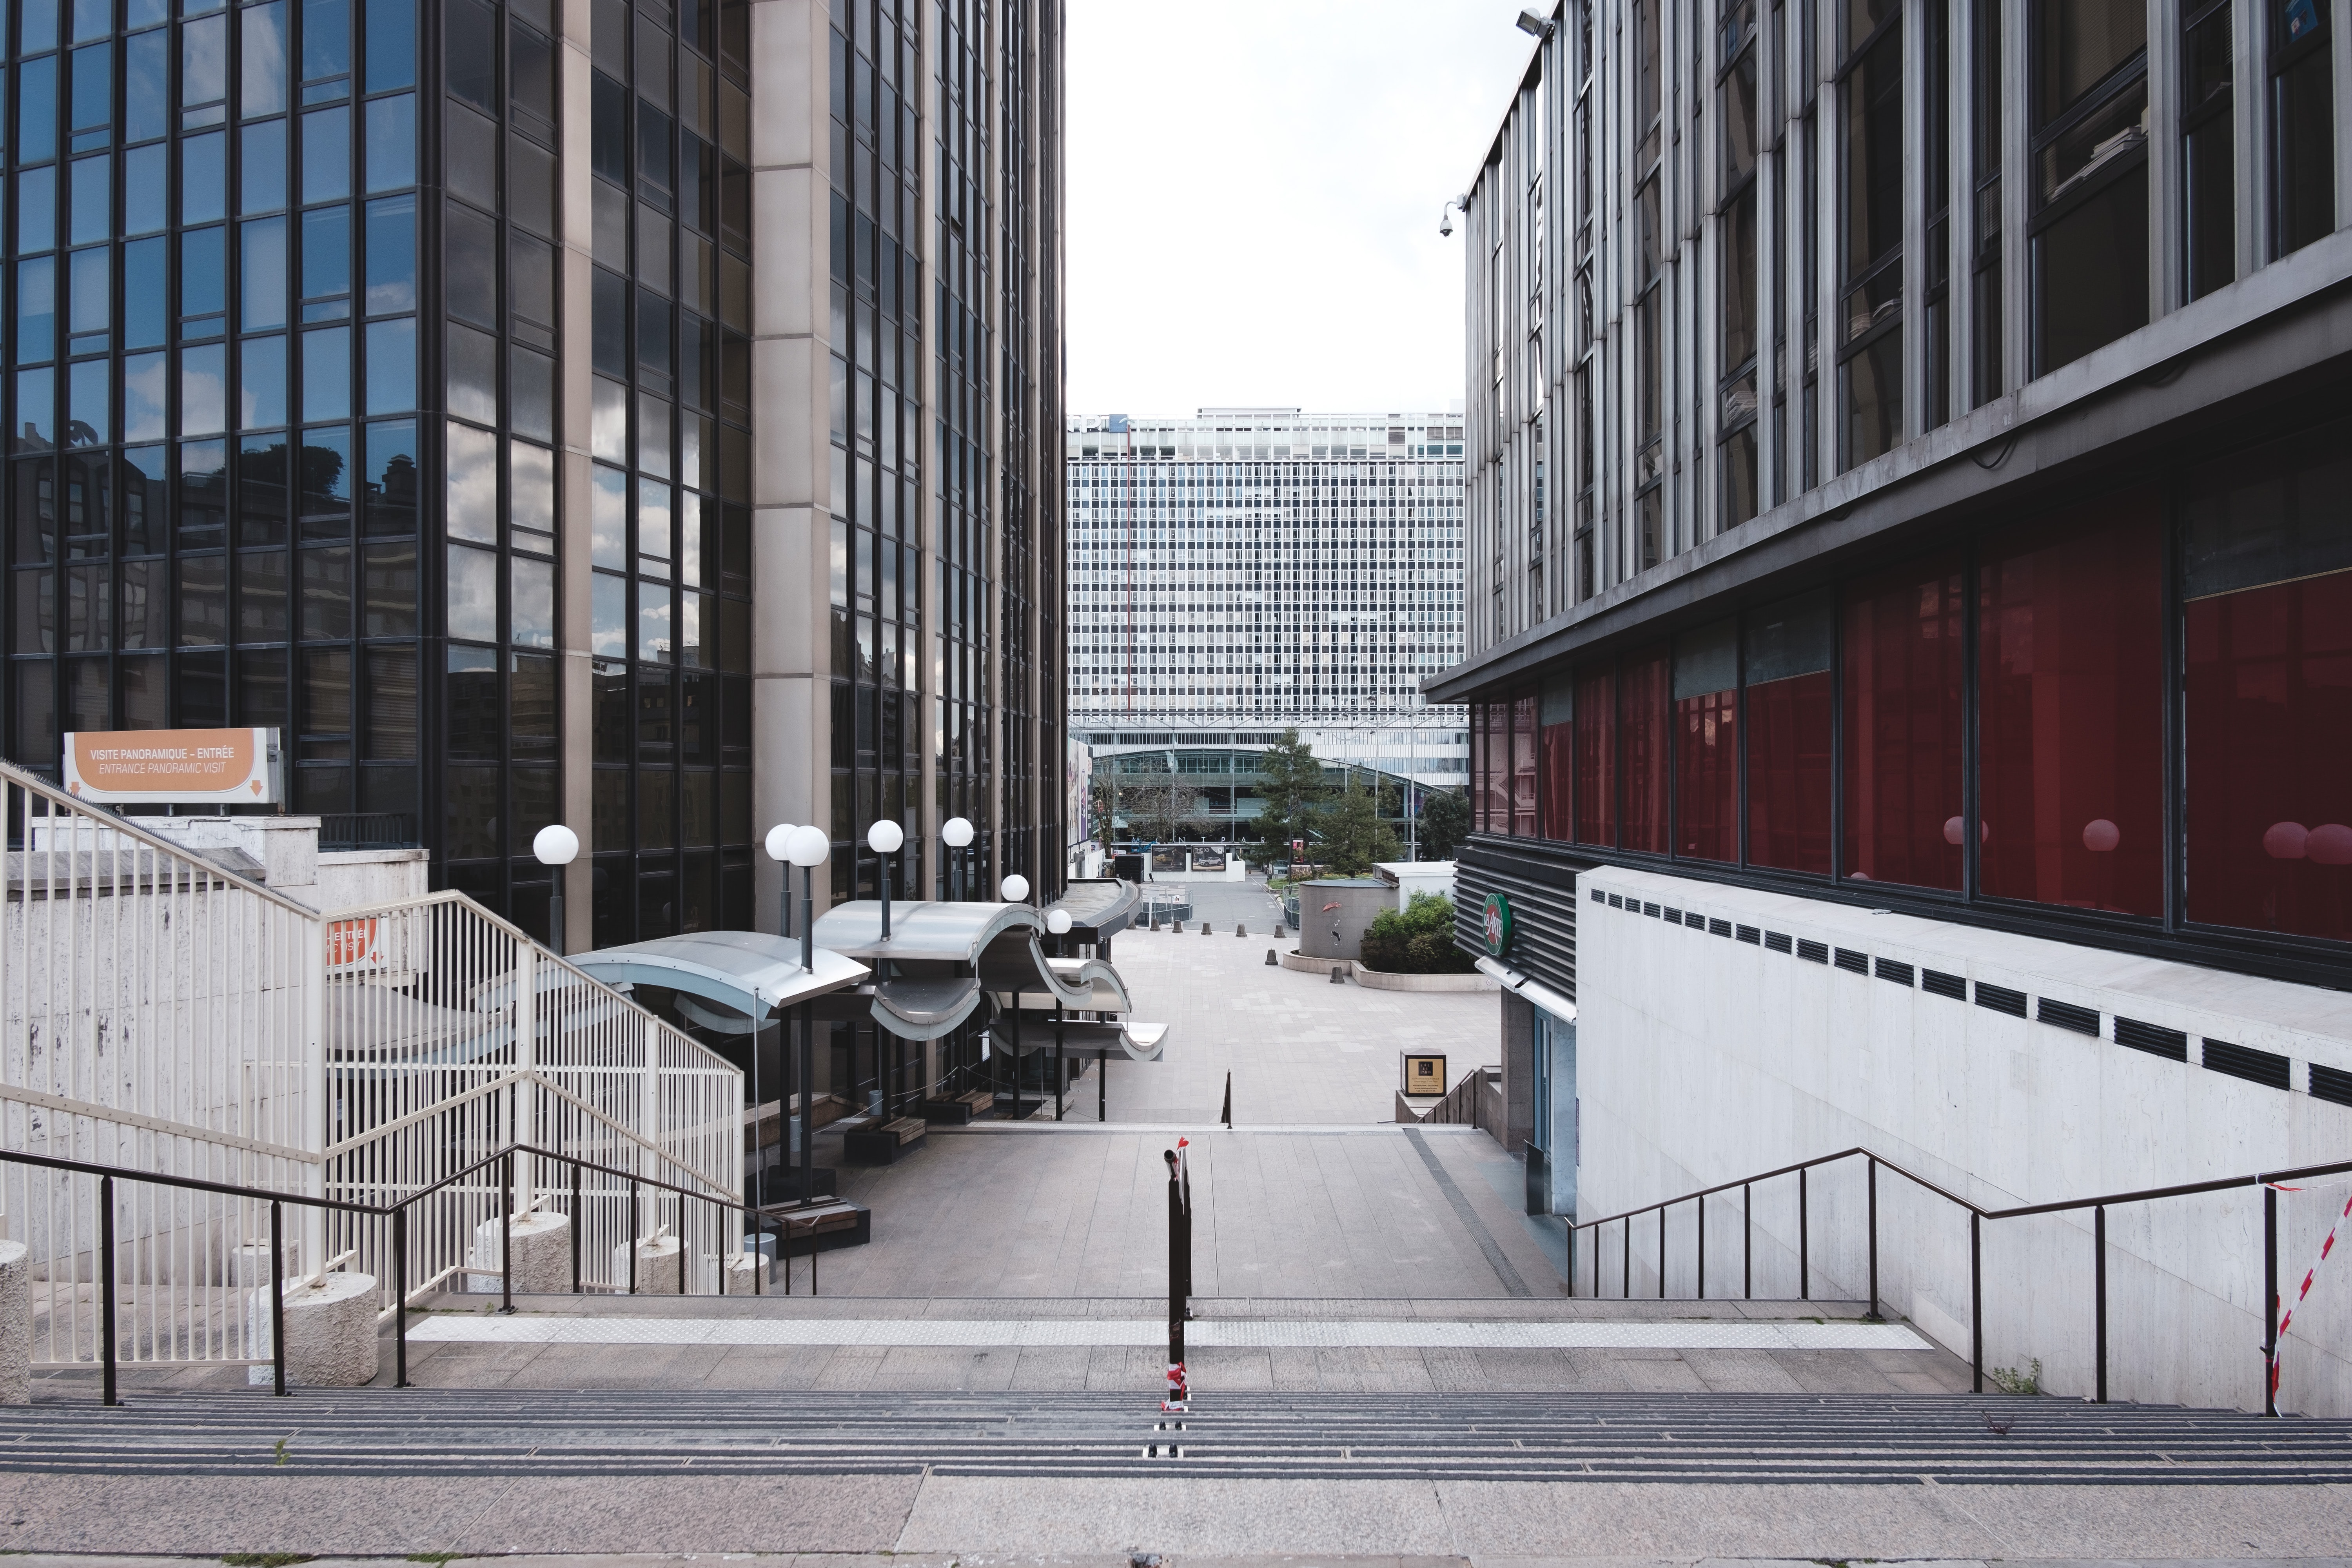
<box><xmin>2266</xmin><ymin>1180</ymin><xmax>2352</xmax><ymax>1408</ymax></box>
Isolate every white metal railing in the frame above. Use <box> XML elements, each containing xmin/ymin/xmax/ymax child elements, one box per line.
<box><xmin>0</xmin><ymin>758</ymin><xmax>744</xmax><ymax>1372</ymax></box>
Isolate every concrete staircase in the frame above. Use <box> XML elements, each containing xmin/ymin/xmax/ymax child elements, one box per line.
<box><xmin>11</xmin><ymin>1386</ymin><xmax>2350</xmax><ymax>1483</ymax></box>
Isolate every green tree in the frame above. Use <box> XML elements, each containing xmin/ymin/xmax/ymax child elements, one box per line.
<box><xmin>1089</xmin><ymin>775</ymin><xmax>1116</xmax><ymax>853</ymax></box>
<box><xmin>1245</xmin><ymin>729</ymin><xmax>1328</xmax><ymax>867</ymax></box>
<box><xmin>1317</xmin><ymin>775</ymin><xmax>1402</xmax><ymax>875</ymax></box>
<box><xmin>1359</xmin><ymin>892</ymin><xmax>1477</xmax><ymax>974</ymax></box>
<box><xmin>1417</xmin><ymin>787</ymin><xmax>1470</xmax><ymax>860</ymax></box>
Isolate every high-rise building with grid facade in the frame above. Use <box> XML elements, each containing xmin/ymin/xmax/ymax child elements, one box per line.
<box><xmin>1065</xmin><ymin>410</ymin><xmax>1467</xmax><ymax>749</ymax></box>
<box><xmin>0</xmin><ymin>0</ymin><xmax>1066</xmax><ymax>947</ymax></box>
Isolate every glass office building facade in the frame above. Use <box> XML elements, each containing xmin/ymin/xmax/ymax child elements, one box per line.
<box><xmin>1441</xmin><ymin>0</ymin><xmax>2348</xmax><ymax>996</ymax></box>
<box><xmin>3</xmin><ymin>0</ymin><xmax>1067</xmax><ymax>947</ymax></box>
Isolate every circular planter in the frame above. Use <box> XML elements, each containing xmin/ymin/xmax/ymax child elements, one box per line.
<box><xmin>1353</xmin><ymin>967</ymin><xmax>1499</xmax><ymax>993</ymax></box>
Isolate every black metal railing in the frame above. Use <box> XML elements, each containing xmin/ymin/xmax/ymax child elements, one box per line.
<box><xmin>1566</xmin><ymin>1145</ymin><xmax>2352</xmax><ymax>1413</ymax></box>
<box><xmin>317</xmin><ymin>812</ymin><xmax>419</xmax><ymax>850</ymax></box>
<box><xmin>0</xmin><ymin>1140</ymin><xmax>834</xmax><ymax>1405</ymax></box>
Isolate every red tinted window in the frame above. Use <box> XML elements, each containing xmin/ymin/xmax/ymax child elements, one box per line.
<box><xmin>1675</xmin><ymin>690</ymin><xmax>1739</xmax><ymax>861</ymax></box>
<box><xmin>1512</xmin><ymin>692</ymin><xmax>1539</xmax><ymax>836</ymax></box>
<box><xmin>1621</xmin><ymin>645</ymin><xmax>1671</xmax><ymax>854</ymax></box>
<box><xmin>1540</xmin><ymin>690</ymin><xmax>1573</xmax><ymax>840</ymax></box>
<box><xmin>1747</xmin><ymin>672</ymin><xmax>1833</xmax><ymax>872</ymax></box>
<box><xmin>1673</xmin><ymin>625</ymin><xmax>1739</xmax><ymax>863</ymax></box>
<box><xmin>1978</xmin><ymin>489</ymin><xmax>2165</xmax><ymax>915</ymax></box>
<box><xmin>1842</xmin><ymin>554</ymin><xmax>1965</xmax><ymax>889</ymax></box>
<box><xmin>1573</xmin><ymin>666</ymin><xmax>1616</xmax><ymax>845</ymax></box>
<box><xmin>1478</xmin><ymin>701</ymin><xmax>1512</xmax><ymax>832</ymax></box>
<box><xmin>2185</xmin><ymin>570</ymin><xmax>2352</xmax><ymax>941</ymax></box>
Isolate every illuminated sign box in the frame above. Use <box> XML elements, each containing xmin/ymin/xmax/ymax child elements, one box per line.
<box><xmin>62</xmin><ymin>728</ymin><xmax>281</xmax><ymax>805</ymax></box>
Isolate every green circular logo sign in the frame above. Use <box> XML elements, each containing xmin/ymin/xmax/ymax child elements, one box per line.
<box><xmin>1482</xmin><ymin>891</ymin><xmax>1514</xmax><ymax>956</ymax></box>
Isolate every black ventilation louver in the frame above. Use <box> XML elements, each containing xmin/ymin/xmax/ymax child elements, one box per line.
<box><xmin>1922</xmin><ymin>969</ymin><xmax>1966</xmax><ymax>1000</ymax></box>
<box><xmin>1975</xmin><ymin>982</ymin><xmax>2028</xmax><ymax>1018</ymax></box>
<box><xmin>2202</xmin><ymin>1038</ymin><xmax>2290</xmax><ymax>1091</ymax></box>
<box><xmin>1875</xmin><ymin>958</ymin><xmax>1914</xmax><ymax>987</ymax></box>
<box><xmin>2113</xmin><ymin>1016</ymin><xmax>2188</xmax><ymax>1061</ymax></box>
<box><xmin>2037</xmin><ymin>998</ymin><xmax>2101</xmax><ymax>1038</ymax></box>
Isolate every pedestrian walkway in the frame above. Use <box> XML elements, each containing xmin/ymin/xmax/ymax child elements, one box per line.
<box><xmin>1082</xmin><ymin>913</ymin><xmax>1497</xmax><ymax>1125</ymax></box>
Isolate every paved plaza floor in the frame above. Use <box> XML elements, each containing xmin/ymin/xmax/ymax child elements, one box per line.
<box><xmin>1080</xmin><ymin>896</ymin><xmax>1501</xmax><ymax>1125</ymax></box>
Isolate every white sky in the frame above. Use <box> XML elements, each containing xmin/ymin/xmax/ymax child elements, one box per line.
<box><xmin>1063</xmin><ymin>2</ymin><xmax>1539</xmax><ymax>421</ymax></box>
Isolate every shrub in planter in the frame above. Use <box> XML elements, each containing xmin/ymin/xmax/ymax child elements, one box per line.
<box><xmin>1359</xmin><ymin>893</ymin><xmax>1478</xmax><ymax>975</ymax></box>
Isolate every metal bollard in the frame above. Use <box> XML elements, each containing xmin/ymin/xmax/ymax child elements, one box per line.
<box><xmin>1264</xmin><ymin>948</ymin><xmax>1278</xmax><ymax>966</ymax></box>
<box><xmin>1236</xmin><ymin>924</ymin><xmax>1247</xmax><ymax>938</ymax></box>
<box><xmin>1201</xmin><ymin>922</ymin><xmax>1212</xmax><ymax>936</ymax></box>
<box><xmin>1329</xmin><ymin>965</ymin><xmax>1346</xmax><ymax>984</ymax></box>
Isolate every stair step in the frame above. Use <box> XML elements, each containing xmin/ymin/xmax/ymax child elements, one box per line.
<box><xmin>11</xmin><ymin>1388</ymin><xmax>2347</xmax><ymax>1483</ymax></box>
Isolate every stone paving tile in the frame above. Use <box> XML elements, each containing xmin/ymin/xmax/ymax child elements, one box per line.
<box><xmin>1041</xmin><ymin>906</ymin><xmax>1501</xmax><ymax>1127</ymax></box>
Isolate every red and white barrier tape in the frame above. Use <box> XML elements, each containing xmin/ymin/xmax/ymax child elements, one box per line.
<box><xmin>2267</xmin><ymin>1180</ymin><xmax>2352</xmax><ymax>1402</ymax></box>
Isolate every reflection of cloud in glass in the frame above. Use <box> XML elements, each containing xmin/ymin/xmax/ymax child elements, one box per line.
<box><xmin>240</xmin><ymin>333</ymin><xmax>287</xmax><ymax>428</ymax></box>
<box><xmin>636</xmin><ymin>579</ymin><xmax>671</xmax><ymax>662</ymax></box>
<box><xmin>123</xmin><ymin>353</ymin><xmax>167</xmax><ymax>441</ymax></box>
<box><xmin>445</xmin><ymin>417</ymin><xmax>496</xmax><ymax>542</ymax></box>
<box><xmin>591</xmin><ymin>464</ymin><xmax>626</xmax><ymax>566</ymax></box>
<box><xmin>592</xmin><ymin>571</ymin><xmax>626</xmax><ymax>657</ymax></box>
<box><xmin>510</xmin><ymin>437</ymin><xmax>555</xmax><ymax>534</ymax></box>
<box><xmin>181</xmin><ymin>344</ymin><xmax>226</xmax><ymax>434</ymax></box>
<box><xmin>511</xmin><ymin>555</ymin><xmax>554</xmax><ymax>648</ymax></box>
<box><xmin>445</xmin><ymin>541</ymin><xmax>497</xmax><ymax>642</ymax></box>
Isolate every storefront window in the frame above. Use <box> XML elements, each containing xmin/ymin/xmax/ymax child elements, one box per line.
<box><xmin>1511</xmin><ymin>690</ymin><xmax>1538</xmax><ymax>836</ymax></box>
<box><xmin>1978</xmin><ymin>488</ymin><xmax>2164</xmax><ymax>915</ymax></box>
<box><xmin>1745</xmin><ymin>590</ymin><xmax>1833</xmax><ymax>873</ymax></box>
<box><xmin>1842</xmin><ymin>552</ymin><xmax>1964</xmax><ymax>888</ymax></box>
<box><xmin>1573</xmin><ymin>664</ymin><xmax>1616</xmax><ymax>845</ymax></box>
<box><xmin>1673</xmin><ymin>621</ymin><xmax>1738</xmax><ymax>861</ymax></box>
<box><xmin>2183</xmin><ymin>422</ymin><xmax>2352</xmax><ymax>941</ymax></box>
<box><xmin>1539</xmin><ymin>673</ymin><xmax>1573</xmax><ymax>839</ymax></box>
<box><xmin>1621</xmin><ymin>644</ymin><xmax>1670</xmax><ymax>854</ymax></box>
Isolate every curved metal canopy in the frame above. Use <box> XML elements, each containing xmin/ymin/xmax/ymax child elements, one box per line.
<box><xmin>566</xmin><ymin>931</ymin><xmax>870</xmax><ymax>1022</ymax></box>
<box><xmin>811</xmin><ymin>899</ymin><xmax>1041</xmax><ymax>963</ymax></box>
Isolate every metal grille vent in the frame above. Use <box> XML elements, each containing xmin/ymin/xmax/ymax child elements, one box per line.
<box><xmin>2037</xmin><ymin>998</ymin><xmax>2101</xmax><ymax>1038</ymax></box>
<box><xmin>1592</xmin><ymin>887</ymin><xmax>1607</xmax><ymax>903</ymax></box>
<box><xmin>1609</xmin><ymin>894</ymin><xmax>1624</xmax><ymax>909</ymax></box>
<box><xmin>1833</xmin><ymin>948</ymin><xmax>1869</xmax><ymax>975</ymax></box>
<box><xmin>1922</xmin><ymin>968</ymin><xmax>1966</xmax><ymax>1000</ymax></box>
<box><xmin>1709</xmin><ymin>918</ymin><xmax>1732</xmax><ymax>937</ymax></box>
<box><xmin>1664</xmin><ymin>907</ymin><xmax>1684</xmax><ymax>924</ymax></box>
<box><xmin>2201</xmin><ymin>1038</ymin><xmax>2291</xmax><ymax>1091</ymax></box>
<box><xmin>1643</xmin><ymin>902</ymin><xmax>1662</xmax><ymax>918</ymax></box>
<box><xmin>1765</xmin><ymin>931</ymin><xmax>1793</xmax><ymax>953</ymax></box>
<box><xmin>2313</xmin><ymin>1062</ymin><xmax>2352</xmax><ymax>1107</ymax></box>
<box><xmin>1975</xmin><ymin>982</ymin><xmax>2028</xmax><ymax>1018</ymax></box>
<box><xmin>2113</xmin><ymin>1016</ymin><xmax>2188</xmax><ymax>1061</ymax></box>
<box><xmin>1797</xmin><ymin>939</ymin><xmax>1829</xmax><ymax>964</ymax></box>
<box><xmin>1737</xmin><ymin>925</ymin><xmax>1762</xmax><ymax>944</ymax></box>
<box><xmin>1875</xmin><ymin>958</ymin><xmax>1914</xmax><ymax>987</ymax></box>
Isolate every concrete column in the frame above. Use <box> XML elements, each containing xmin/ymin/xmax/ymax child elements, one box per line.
<box><xmin>0</xmin><ymin>1241</ymin><xmax>28</xmax><ymax>1405</ymax></box>
<box><xmin>617</xmin><ymin>1235</ymin><xmax>682</xmax><ymax>1294</ymax></box>
<box><xmin>1500</xmin><ymin>991</ymin><xmax>1536</xmax><ymax>1154</ymax></box>
<box><xmin>558</xmin><ymin>0</ymin><xmax>597</xmax><ymax>953</ymax></box>
<box><xmin>468</xmin><ymin>1211</ymin><xmax>572</xmax><ymax>1294</ymax></box>
<box><xmin>278</xmin><ymin>1273</ymin><xmax>380</xmax><ymax>1387</ymax></box>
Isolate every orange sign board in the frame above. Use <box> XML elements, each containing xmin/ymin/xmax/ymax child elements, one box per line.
<box><xmin>326</xmin><ymin>916</ymin><xmax>385</xmax><ymax>971</ymax></box>
<box><xmin>62</xmin><ymin>728</ymin><xmax>279</xmax><ymax>804</ymax></box>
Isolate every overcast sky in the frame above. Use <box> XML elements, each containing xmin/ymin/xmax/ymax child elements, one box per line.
<box><xmin>1064</xmin><ymin>2</ymin><xmax>1537</xmax><ymax>422</ymax></box>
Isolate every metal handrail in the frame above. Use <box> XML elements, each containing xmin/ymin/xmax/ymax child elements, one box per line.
<box><xmin>1566</xmin><ymin>1145</ymin><xmax>2352</xmax><ymax>1413</ymax></box>
<box><xmin>0</xmin><ymin>1134</ymin><xmax>839</xmax><ymax>1406</ymax></box>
